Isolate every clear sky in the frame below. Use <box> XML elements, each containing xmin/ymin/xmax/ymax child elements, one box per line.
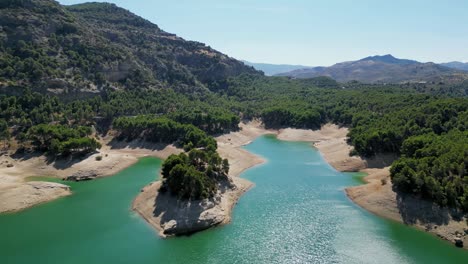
<box><xmin>57</xmin><ymin>0</ymin><xmax>468</xmax><ymax>66</ymax></box>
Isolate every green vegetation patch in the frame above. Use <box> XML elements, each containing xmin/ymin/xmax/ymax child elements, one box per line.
<box><xmin>161</xmin><ymin>150</ymin><xmax>230</xmax><ymax>200</ymax></box>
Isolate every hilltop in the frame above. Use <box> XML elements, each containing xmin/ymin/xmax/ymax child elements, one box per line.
<box><xmin>0</xmin><ymin>0</ymin><xmax>259</xmax><ymax>97</ymax></box>
<box><xmin>276</xmin><ymin>54</ymin><xmax>468</xmax><ymax>84</ymax></box>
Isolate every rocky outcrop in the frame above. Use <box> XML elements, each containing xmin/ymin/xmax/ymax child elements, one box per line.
<box><xmin>0</xmin><ymin>181</ymin><xmax>71</xmax><ymax>213</ymax></box>
<box><xmin>346</xmin><ymin>168</ymin><xmax>468</xmax><ymax>249</ymax></box>
<box><xmin>65</xmin><ymin>170</ymin><xmax>98</xmax><ymax>181</ymax></box>
<box><xmin>455</xmin><ymin>235</ymin><xmax>464</xmax><ymax>248</ymax></box>
<box><xmin>157</xmin><ymin>195</ymin><xmax>226</xmax><ymax>236</ymax></box>
<box><xmin>133</xmin><ymin>177</ymin><xmax>252</xmax><ymax>237</ymax></box>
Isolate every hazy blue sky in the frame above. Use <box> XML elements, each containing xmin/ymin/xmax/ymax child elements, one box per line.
<box><xmin>58</xmin><ymin>0</ymin><xmax>468</xmax><ymax>66</ymax></box>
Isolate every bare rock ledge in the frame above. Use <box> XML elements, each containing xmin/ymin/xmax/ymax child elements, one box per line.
<box><xmin>0</xmin><ymin>181</ymin><xmax>71</xmax><ymax>213</ymax></box>
<box><xmin>132</xmin><ymin>177</ymin><xmax>253</xmax><ymax>237</ymax></box>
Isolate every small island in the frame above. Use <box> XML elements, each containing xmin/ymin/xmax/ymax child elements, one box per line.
<box><xmin>134</xmin><ymin>147</ymin><xmax>244</xmax><ymax>236</ymax></box>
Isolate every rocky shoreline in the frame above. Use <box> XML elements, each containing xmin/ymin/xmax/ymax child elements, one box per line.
<box><xmin>345</xmin><ymin>168</ymin><xmax>467</xmax><ymax>249</ymax></box>
<box><xmin>132</xmin><ymin>178</ymin><xmax>253</xmax><ymax>237</ymax></box>
<box><xmin>131</xmin><ymin>122</ymin><xmax>364</xmax><ymax>237</ymax></box>
<box><xmin>258</xmin><ymin>123</ymin><xmax>468</xmax><ymax>249</ymax></box>
<box><xmin>132</xmin><ymin>121</ymin><xmax>269</xmax><ymax>237</ymax></box>
<box><xmin>0</xmin><ymin>139</ymin><xmax>181</xmax><ymax>214</ymax></box>
<box><xmin>2</xmin><ymin>121</ymin><xmax>466</xmax><ymax>248</ymax></box>
<box><xmin>0</xmin><ymin>178</ymin><xmax>71</xmax><ymax>214</ymax></box>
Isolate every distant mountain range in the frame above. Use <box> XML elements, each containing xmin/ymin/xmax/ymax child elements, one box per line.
<box><xmin>248</xmin><ymin>55</ymin><xmax>468</xmax><ymax>84</ymax></box>
<box><xmin>440</xmin><ymin>61</ymin><xmax>468</xmax><ymax>71</ymax></box>
<box><xmin>241</xmin><ymin>61</ymin><xmax>314</xmax><ymax>76</ymax></box>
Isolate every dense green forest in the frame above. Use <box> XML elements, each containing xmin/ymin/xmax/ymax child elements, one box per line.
<box><xmin>160</xmin><ymin>150</ymin><xmax>230</xmax><ymax>200</ymax></box>
<box><xmin>113</xmin><ymin>116</ymin><xmax>217</xmax><ymax>151</ymax></box>
<box><xmin>1</xmin><ymin>75</ymin><xmax>467</xmax><ymax>205</ymax></box>
<box><xmin>391</xmin><ymin>131</ymin><xmax>468</xmax><ymax>210</ymax></box>
<box><xmin>27</xmin><ymin>124</ymin><xmax>100</xmax><ymax>155</ymax></box>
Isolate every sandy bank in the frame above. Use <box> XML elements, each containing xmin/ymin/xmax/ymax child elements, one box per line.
<box><xmin>133</xmin><ymin>177</ymin><xmax>253</xmax><ymax>237</ymax></box>
<box><xmin>276</xmin><ymin>125</ymin><xmax>367</xmax><ymax>172</ymax></box>
<box><xmin>246</xmin><ymin>122</ymin><xmax>468</xmax><ymax>249</ymax></box>
<box><xmin>132</xmin><ymin>121</ymin><xmax>270</xmax><ymax>236</ymax></box>
<box><xmin>0</xmin><ymin>138</ymin><xmax>182</xmax><ymax>213</ymax></box>
<box><xmin>132</xmin><ymin>122</ymin><xmax>368</xmax><ymax>237</ymax></box>
<box><xmin>346</xmin><ymin>168</ymin><xmax>468</xmax><ymax>249</ymax></box>
<box><xmin>4</xmin><ymin>121</ymin><xmax>466</xmax><ymax>248</ymax></box>
<box><xmin>0</xmin><ymin>175</ymin><xmax>71</xmax><ymax>213</ymax></box>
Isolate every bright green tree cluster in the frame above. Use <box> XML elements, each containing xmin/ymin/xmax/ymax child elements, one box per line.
<box><xmin>27</xmin><ymin>124</ymin><xmax>100</xmax><ymax>155</ymax></box>
<box><xmin>161</xmin><ymin>149</ymin><xmax>230</xmax><ymax>200</ymax></box>
<box><xmin>112</xmin><ymin>116</ymin><xmax>217</xmax><ymax>151</ymax></box>
<box><xmin>391</xmin><ymin>130</ymin><xmax>468</xmax><ymax>210</ymax></box>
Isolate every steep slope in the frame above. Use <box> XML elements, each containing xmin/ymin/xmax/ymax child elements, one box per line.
<box><xmin>0</xmin><ymin>0</ymin><xmax>259</xmax><ymax>96</ymax></box>
<box><xmin>277</xmin><ymin>55</ymin><xmax>468</xmax><ymax>84</ymax></box>
<box><xmin>242</xmin><ymin>60</ymin><xmax>314</xmax><ymax>76</ymax></box>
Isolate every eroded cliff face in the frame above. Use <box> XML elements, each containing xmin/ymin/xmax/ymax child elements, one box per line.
<box><xmin>133</xmin><ymin>177</ymin><xmax>252</xmax><ymax>237</ymax></box>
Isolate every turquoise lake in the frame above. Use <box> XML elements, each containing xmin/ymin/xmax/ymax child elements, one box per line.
<box><xmin>1</xmin><ymin>135</ymin><xmax>467</xmax><ymax>263</ymax></box>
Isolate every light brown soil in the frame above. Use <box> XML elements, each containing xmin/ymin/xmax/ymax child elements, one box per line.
<box><xmin>132</xmin><ymin>122</ymin><xmax>368</xmax><ymax>237</ymax></box>
<box><xmin>3</xmin><ymin>121</ymin><xmax>466</xmax><ymax>248</ymax></box>
<box><xmin>346</xmin><ymin>168</ymin><xmax>468</xmax><ymax>249</ymax></box>
<box><xmin>0</xmin><ymin>137</ymin><xmax>181</xmax><ymax>213</ymax></box>
<box><xmin>277</xmin><ymin>124</ymin><xmax>367</xmax><ymax>172</ymax></box>
<box><xmin>132</xmin><ymin>121</ymin><xmax>270</xmax><ymax>236</ymax></box>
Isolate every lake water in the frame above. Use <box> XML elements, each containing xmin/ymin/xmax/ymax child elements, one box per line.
<box><xmin>1</xmin><ymin>135</ymin><xmax>467</xmax><ymax>263</ymax></box>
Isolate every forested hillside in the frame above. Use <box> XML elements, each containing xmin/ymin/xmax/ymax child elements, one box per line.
<box><xmin>391</xmin><ymin>131</ymin><xmax>468</xmax><ymax>209</ymax></box>
<box><xmin>222</xmin><ymin>75</ymin><xmax>468</xmax><ymax>210</ymax></box>
<box><xmin>2</xmin><ymin>75</ymin><xmax>466</xmax><ymax>207</ymax></box>
<box><xmin>0</xmin><ymin>0</ymin><xmax>258</xmax><ymax>96</ymax></box>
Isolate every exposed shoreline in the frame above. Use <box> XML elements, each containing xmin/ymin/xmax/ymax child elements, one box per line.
<box><xmin>132</xmin><ymin>121</ymin><xmax>368</xmax><ymax>237</ymax></box>
<box><xmin>294</xmin><ymin>126</ymin><xmax>467</xmax><ymax>249</ymax></box>
<box><xmin>2</xmin><ymin>122</ymin><xmax>466</xmax><ymax>248</ymax></box>
<box><xmin>346</xmin><ymin>169</ymin><xmax>467</xmax><ymax>249</ymax></box>
<box><xmin>277</xmin><ymin>125</ymin><xmax>467</xmax><ymax>248</ymax></box>
<box><xmin>0</xmin><ymin>137</ymin><xmax>182</xmax><ymax>213</ymax></box>
<box><xmin>132</xmin><ymin>121</ymin><xmax>271</xmax><ymax>236</ymax></box>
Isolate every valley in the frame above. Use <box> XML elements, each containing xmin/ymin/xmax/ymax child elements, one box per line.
<box><xmin>0</xmin><ymin>0</ymin><xmax>467</xmax><ymax>262</ymax></box>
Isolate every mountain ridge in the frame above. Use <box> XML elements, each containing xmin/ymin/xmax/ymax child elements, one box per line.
<box><xmin>0</xmin><ymin>0</ymin><xmax>259</xmax><ymax>97</ymax></box>
<box><xmin>358</xmin><ymin>54</ymin><xmax>418</xmax><ymax>65</ymax></box>
<box><xmin>241</xmin><ymin>60</ymin><xmax>314</xmax><ymax>76</ymax></box>
<box><xmin>275</xmin><ymin>54</ymin><xmax>468</xmax><ymax>84</ymax></box>
<box><xmin>441</xmin><ymin>61</ymin><xmax>468</xmax><ymax>71</ymax></box>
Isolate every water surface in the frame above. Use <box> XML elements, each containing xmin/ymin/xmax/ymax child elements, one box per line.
<box><xmin>1</xmin><ymin>135</ymin><xmax>467</xmax><ymax>263</ymax></box>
